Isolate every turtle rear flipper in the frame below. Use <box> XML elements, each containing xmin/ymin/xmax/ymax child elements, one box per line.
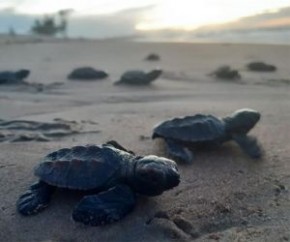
<box><xmin>165</xmin><ymin>139</ymin><xmax>193</xmax><ymax>164</ymax></box>
<box><xmin>17</xmin><ymin>181</ymin><xmax>55</xmax><ymax>215</ymax></box>
<box><xmin>232</xmin><ymin>134</ymin><xmax>262</xmax><ymax>159</ymax></box>
<box><xmin>72</xmin><ymin>185</ymin><xmax>136</xmax><ymax>226</ymax></box>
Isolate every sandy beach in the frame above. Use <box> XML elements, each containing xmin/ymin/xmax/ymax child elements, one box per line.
<box><xmin>0</xmin><ymin>39</ymin><xmax>290</xmax><ymax>242</ymax></box>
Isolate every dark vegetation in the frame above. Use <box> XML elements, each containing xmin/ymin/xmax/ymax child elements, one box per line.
<box><xmin>31</xmin><ymin>9</ymin><xmax>72</xmax><ymax>37</ymax></box>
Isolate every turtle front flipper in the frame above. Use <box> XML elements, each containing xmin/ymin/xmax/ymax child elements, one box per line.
<box><xmin>165</xmin><ymin>139</ymin><xmax>193</xmax><ymax>163</ymax></box>
<box><xmin>72</xmin><ymin>184</ymin><xmax>136</xmax><ymax>226</ymax></box>
<box><xmin>17</xmin><ymin>181</ymin><xmax>55</xmax><ymax>215</ymax></box>
<box><xmin>232</xmin><ymin>134</ymin><xmax>262</xmax><ymax>159</ymax></box>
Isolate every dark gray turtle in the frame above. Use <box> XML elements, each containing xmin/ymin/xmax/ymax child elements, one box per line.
<box><xmin>68</xmin><ymin>67</ymin><xmax>108</xmax><ymax>80</ymax></box>
<box><xmin>246</xmin><ymin>62</ymin><xmax>277</xmax><ymax>72</ymax></box>
<box><xmin>210</xmin><ymin>66</ymin><xmax>241</xmax><ymax>80</ymax></box>
<box><xmin>17</xmin><ymin>141</ymin><xmax>179</xmax><ymax>226</ymax></box>
<box><xmin>114</xmin><ymin>68</ymin><xmax>162</xmax><ymax>85</ymax></box>
<box><xmin>0</xmin><ymin>69</ymin><xmax>30</xmax><ymax>85</ymax></box>
<box><xmin>145</xmin><ymin>53</ymin><xmax>160</xmax><ymax>61</ymax></box>
<box><xmin>152</xmin><ymin>109</ymin><xmax>262</xmax><ymax>163</ymax></box>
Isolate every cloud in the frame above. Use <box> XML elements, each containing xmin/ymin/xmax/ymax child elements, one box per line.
<box><xmin>69</xmin><ymin>5</ymin><xmax>154</xmax><ymax>38</ymax></box>
<box><xmin>1</xmin><ymin>4</ymin><xmax>289</xmax><ymax>44</ymax></box>
<box><xmin>194</xmin><ymin>7</ymin><xmax>290</xmax><ymax>33</ymax></box>
<box><xmin>138</xmin><ymin>6</ymin><xmax>290</xmax><ymax>44</ymax></box>
<box><xmin>189</xmin><ymin>7</ymin><xmax>290</xmax><ymax>44</ymax></box>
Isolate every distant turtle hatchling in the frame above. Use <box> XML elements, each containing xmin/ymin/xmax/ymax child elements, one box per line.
<box><xmin>210</xmin><ymin>66</ymin><xmax>241</xmax><ymax>80</ymax></box>
<box><xmin>145</xmin><ymin>53</ymin><xmax>160</xmax><ymax>61</ymax></box>
<box><xmin>17</xmin><ymin>141</ymin><xmax>180</xmax><ymax>226</ymax></box>
<box><xmin>68</xmin><ymin>67</ymin><xmax>108</xmax><ymax>80</ymax></box>
<box><xmin>0</xmin><ymin>69</ymin><xmax>30</xmax><ymax>85</ymax></box>
<box><xmin>246</xmin><ymin>62</ymin><xmax>277</xmax><ymax>72</ymax></box>
<box><xmin>152</xmin><ymin>109</ymin><xmax>262</xmax><ymax>163</ymax></box>
<box><xmin>114</xmin><ymin>68</ymin><xmax>162</xmax><ymax>85</ymax></box>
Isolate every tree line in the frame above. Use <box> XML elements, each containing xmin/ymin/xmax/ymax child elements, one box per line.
<box><xmin>31</xmin><ymin>9</ymin><xmax>73</xmax><ymax>37</ymax></box>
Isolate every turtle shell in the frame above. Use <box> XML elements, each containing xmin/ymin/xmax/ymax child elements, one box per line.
<box><xmin>0</xmin><ymin>72</ymin><xmax>15</xmax><ymax>82</ymax></box>
<box><xmin>68</xmin><ymin>67</ymin><xmax>108</xmax><ymax>80</ymax></box>
<box><xmin>0</xmin><ymin>70</ymin><xmax>29</xmax><ymax>84</ymax></box>
<box><xmin>153</xmin><ymin>114</ymin><xmax>225</xmax><ymax>143</ymax></box>
<box><xmin>34</xmin><ymin>145</ymin><xmax>122</xmax><ymax>190</ymax></box>
<box><xmin>120</xmin><ymin>71</ymin><xmax>147</xmax><ymax>84</ymax></box>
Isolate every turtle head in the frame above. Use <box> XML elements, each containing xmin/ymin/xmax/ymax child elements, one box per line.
<box><xmin>224</xmin><ymin>108</ymin><xmax>260</xmax><ymax>134</ymax></box>
<box><xmin>15</xmin><ymin>69</ymin><xmax>30</xmax><ymax>79</ymax></box>
<box><xmin>132</xmin><ymin>155</ymin><xmax>180</xmax><ymax>196</ymax></box>
<box><xmin>147</xmin><ymin>68</ymin><xmax>163</xmax><ymax>82</ymax></box>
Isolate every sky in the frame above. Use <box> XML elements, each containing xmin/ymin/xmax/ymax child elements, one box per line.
<box><xmin>0</xmin><ymin>0</ymin><xmax>290</xmax><ymax>42</ymax></box>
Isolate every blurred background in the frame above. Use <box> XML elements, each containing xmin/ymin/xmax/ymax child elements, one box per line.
<box><xmin>0</xmin><ymin>0</ymin><xmax>290</xmax><ymax>44</ymax></box>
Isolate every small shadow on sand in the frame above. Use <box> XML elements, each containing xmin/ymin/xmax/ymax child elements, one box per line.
<box><xmin>255</xmin><ymin>79</ymin><xmax>290</xmax><ymax>87</ymax></box>
<box><xmin>0</xmin><ymin>81</ymin><xmax>64</xmax><ymax>93</ymax></box>
<box><xmin>162</xmin><ymin>71</ymin><xmax>196</xmax><ymax>82</ymax></box>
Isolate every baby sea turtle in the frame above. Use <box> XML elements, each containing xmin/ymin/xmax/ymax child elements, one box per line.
<box><xmin>210</xmin><ymin>66</ymin><xmax>241</xmax><ymax>80</ymax></box>
<box><xmin>17</xmin><ymin>141</ymin><xmax>180</xmax><ymax>226</ymax></box>
<box><xmin>68</xmin><ymin>67</ymin><xmax>108</xmax><ymax>80</ymax></box>
<box><xmin>145</xmin><ymin>53</ymin><xmax>160</xmax><ymax>61</ymax></box>
<box><xmin>114</xmin><ymin>68</ymin><xmax>162</xmax><ymax>85</ymax></box>
<box><xmin>246</xmin><ymin>62</ymin><xmax>277</xmax><ymax>72</ymax></box>
<box><xmin>152</xmin><ymin>109</ymin><xmax>262</xmax><ymax>163</ymax></box>
<box><xmin>0</xmin><ymin>69</ymin><xmax>30</xmax><ymax>85</ymax></box>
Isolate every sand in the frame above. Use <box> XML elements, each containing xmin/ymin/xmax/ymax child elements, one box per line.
<box><xmin>0</xmin><ymin>39</ymin><xmax>290</xmax><ymax>242</ymax></box>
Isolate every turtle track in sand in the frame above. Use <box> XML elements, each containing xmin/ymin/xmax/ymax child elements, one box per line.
<box><xmin>0</xmin><ymin>119</ymin><xmax>100</xmax><ymax>142</ymax></box>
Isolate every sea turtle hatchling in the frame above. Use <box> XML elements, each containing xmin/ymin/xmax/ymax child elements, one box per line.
<box><xmin>17</xmin><ymin>141</ymin><xmax>180</xmax><ymax>226</ymax></box>
<box><xmin>67</xmin><ymin>67</ymin><xmax>108</xmax><ymax>80</ymax></box>
<box><xmin>145</xmin><ymin>53</ymin><xmax>160</xmax><ymax>61</ymax></box>
<box><xmin>210</xmin><ymin>66</ymin><xmax>241</xmax><ymax>80</ymax></box>
<box><xmin>152</xmin><ymin>109</ymin><xmax>262</xmax><ymax>163</ymax></box>
<box><xmin>114</xmin><ymin>68</ymin><xmax>162</xmax><ymax>85</ymax></box>
<box><xmin>0</xmin><ymin>69</ymin><xmax>30</xmax><ymax>85</ymax></box>
<box><xmin>246</xmin><ymin>62</ymin><xmax>277</xmax><ymax>72</ymax></box>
